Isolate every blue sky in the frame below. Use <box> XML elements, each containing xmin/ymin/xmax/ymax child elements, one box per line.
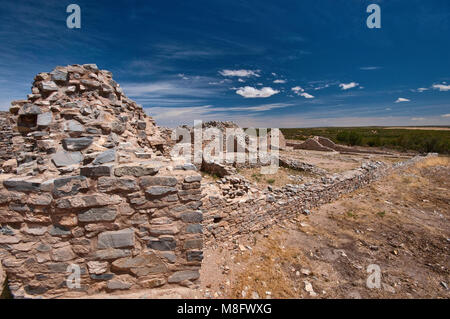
<box><xmin>0</xmin><ymin>0</ymin><xmax>449</xmax><ymax>127</ymax></box>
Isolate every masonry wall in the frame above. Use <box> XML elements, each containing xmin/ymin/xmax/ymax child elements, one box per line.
<box><xmin>202</xmin><ymin>154</ymin><xmax>435</xmax><ymax>244</ymax></box>
<box><xmin>0</xmin><ymin>163</ymin><xmax>203</xmax><ymax>298</ymax></box>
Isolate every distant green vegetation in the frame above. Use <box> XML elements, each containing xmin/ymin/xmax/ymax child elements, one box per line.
<box><xmin>281</xmin><ymin>127</ymin><xmax>450</xmax><ymax>154</ymax></box>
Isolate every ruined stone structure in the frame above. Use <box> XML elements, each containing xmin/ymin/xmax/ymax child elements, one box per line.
<box><xmin>0</xmin><ymin>64</ymin><xmax>437</xmax><ymax>299</ymax></box>
<box><xmin>0</xmin><ymin>65</ymin><xmax>202</xmax><ymax>298</ymax></box>
<box><xmin>202</xmin><ymin>154</ymin><xmax>436</xmax><ymax>244</ymax></box>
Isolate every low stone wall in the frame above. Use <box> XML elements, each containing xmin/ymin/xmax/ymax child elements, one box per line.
<box><xmin>0</xmin><ymin>163</ymin><xmax>203</xmax><ymax>298</ymax></box>
<box><xmin>202</xmin><ymin>154</ymin><xmax>435</xmax><ymax>244</ymax></box>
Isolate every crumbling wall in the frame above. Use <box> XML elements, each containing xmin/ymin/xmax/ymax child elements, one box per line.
<box><xmin>0</xmin><ymin>65</ymin><xmax>203</xmax><ymax>298</ymax></box>
<box><xmin>0</xmin><ymin>112</ymin><xmax>17</xmax><ymax>165</ymax></box>
<box><xmin>202</xmin><ymin>154</ymin><xmax>436</xmax><ymax>244</ymax></box>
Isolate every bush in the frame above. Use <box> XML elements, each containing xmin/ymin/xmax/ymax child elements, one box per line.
<box><xmin>348</xmin><ymin>131</ymin><xmax>362</xmax><ymax>146</ymax></box>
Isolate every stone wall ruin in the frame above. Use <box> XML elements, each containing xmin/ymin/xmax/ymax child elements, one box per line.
<box><xmin>0</xmin><ymin>65</ymin><xmax>203</xmax><ymax>298</ymax></box>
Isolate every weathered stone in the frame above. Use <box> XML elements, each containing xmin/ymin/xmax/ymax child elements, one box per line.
<box><xmin>160</xmin><ymin>252</ymin><xmax>176</xmax><ymax>263</ymax></box>
<box><xmin>0</xmin><ymin>235</ymin><xmax>20</xmax><ymax>244</ymax></box>
<box><xmin>22</xmin><ymin>225</ymin><xmax>48</xmax><ymax>236</ymax></box>
<box><xmin>80</xmin><ymin>165</ymin><xmax>112</xmax><ymax>177</ymax></box>
<box><xmin>94</xmin><ymin>248</ymin><xmax>132</xmax><ymax>260</ymax></box>
<box><xmin>97</xmin><ymin>228</ymin><xmax>134</xmax><ymax>249</ymax></box>
<box><xmin>25</xmin><ymin>284</ymin><xmax>48</xmax><ymax>295</ymax></box>
<box><xmin>25</xmin><ymin>193</ymin><xmax>53</xmax><ymax>206</ymax></box>
<box><xmin>40</xmin><ymin>81</ymin><xmax>59</xmax><ymax>92</ymax></box>
<box><xmin>3</xmin><ymin>177</ymin><xmax>42</xmax><ymax>192</ymax></box>
<box><xmin>111</xmin><ymin>122</ymin><xmax>125</xmax><ymax>135</ymax></box>
<box><xmin>36</xmin><ymin>112</ymin><xmax>52</xmax><ymax>126</ymax></box>
<box><xmin>11</xmin><ymin>242</ymin><xmax>36</xmax><ymax>252</ymax></box>
<box><xmin>64</xmin><ymin>120</ymin><xmax>84</xmax><ymax>135</ymax></box>
<box><xmin>184</xmin><ymin>175</ymin><xmax>202</xmax><ymax>183</ymax></box>
<box><xmin>47</xmin><ymin>262</ymin><xmax>69</xmax><ymax>273</ymax></box>
<box><xmin>140</xmin><ymin>176</ymin><xmax>177</xmax><ymax>188</ymax></box>
<box><xmin>36</xmin><ymin>243</ymin><xmax>52</xmax><ymax>252</ymax></box>
<box><xmin>53</xmin><ymin>176</ymin><xmax>88</xmax><ymax>198</ymax></box>
<box><xmin>107</xmin><ymin>275</ymin><xmax>133</xmax><ymax>290</ymax></box>
<box><xmin>141</xmin><ymin>277</ymin><xmax>166</xmax><ymax>288</ymax></box>
<box><xmin>167</xmin><ymin>270</ymin><xmax>200</xmax><ymax>283</ymax></box>
<box><xmin>112</xmin><ymin>253</ymin><xmax>167</xmax><ymax>276</ymax></box>
<box><xmin>51</xmin><ymin>151</ymin><xmax>83</xmax><ymax>167</ymax></box>
<box><xmin>92</xmin><ymin>149</ymin><xmax>115</xmax><ymax>165</ymax></box>
<box><xmin>186</xmin><ymin>224</ymin><xmax>202</xmax><ymax>233</ymax></box>
<box><xmin>114</xmin><ymin>165</ymin><xmax>160</xmax><ymax>177</ymax></box>
<box><xmin>87</xmin><ymin>261</ymin><xmax>108</xmax><ymax>275</ymax></box>
<box><xmin>148</xmin><ymin>236</ymin><xmax>176</xmax><ymax>251</ymax></box>
<box><xmin>50</xmin><ymin>69</ymin><xmax>68</xmax><ymax>82</ymax></box>
<box><xmin>51</xmin><ymin>246</ymin><xmax>75</xmax><ymax>261</ymax></box>
<box><xmin>145</xmin><ymin>186</ymin><xmax>177</xmax><ymax>197</ymax></box>
<box><xmin>186</xmin><ymin>250</ymin><xmax>203</xmax><ymax>262</ymax></box>
<box><xmin>180</xmin><ymin>211</ymin><xmax>203</xmax><ymax>223</ymax></box>
<box><xmin>18</xmin><ymin>103</ymin><xmax>41</xmax><ymax>116</ymax></box>
<box><xmin>149</xmin><ymin>225</ymin><xmax>179</xmax><ymax>236</ymax></box>
<box><xmin>184</xmin><ymin>238</ymin><xmax>203</xmax><ymax>250</ymax></box>
<box><xmin>90</xmin><ymin>273</ymin><xmax>114</xmax><ymax>281</ymax></box>
<box><xmin>83</xmin><ymin>63</ymin><xmax>98</xmax><ymax>71</ymax></box>
<box><xmin>55</xmin><ymin>194</ymin><xmax>121</xmax><ymax>209</ymax></box>
<box><xmin>49</xmin><ymin>225</ymin><xmax>72</xmax><ymax>237</ymax></box>
<box><xmin>62</xmin><ymin>137</ymin><xmax>93</xmax><ymax>151</ymax></box>
<box><xmin>97</xmin><ymin>177</ymin><xmax>138</xmax><ymax>193</ymax></box>
<box><xmin>78</xmin><ymin>207</ymin><xmax>117</xmax><ymax>222</ymax></box>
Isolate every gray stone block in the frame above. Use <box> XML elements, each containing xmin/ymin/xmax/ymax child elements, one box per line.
<box><xmin>140</xmin><ymin>176</ymin><xmax>178</xmax><ymax>187</ymax></box>
<box><xmin>78</xmin><ymin>207</ymin><xmax>117</xmax><ymax>222</ymax></box>
<box><xmin>62</xmin><ymin>137</ymin><xmax>93</xmax><ymax>151</ymax></box>
<box><xmin>92</xmin><ymin>149</ymin><xmax>116</xmax><ymax>165</ymax></box>
<box><xmin>97</xmin><ymin>228</ymin><xmax>134</xmax><ymax>249</ymax></box>
<box><xmin>180</xmin><ymin>211</ymin><xmax>203</xmax><ymax>223</ymax></box>
<box><xmin>145</xmin><ymin>186</ymin><xmax>177</xmax><ymax>197</ymax></box>
<box><xmin>168</xmin><ymin>270</ymin><xmax>200</xmax><ymax>283</ymax></box>
<box><xmin>80</xmin><ymin>165</ymin><xmax>112</xmax><ymax>177</ymax></box>
<box><xmin>51</xmin><ymin>151</ymin><xmax>83</xmax><ymax>167</ymax></box>
<box><xmin>36</xmin><ymin>112</ymin><xmax>52</xmax><ymax>126</ymax></box>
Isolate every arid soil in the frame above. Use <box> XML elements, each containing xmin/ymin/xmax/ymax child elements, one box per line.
<box><xmin>199</xmin><ymin>156</ymin><xmax>450</xmax><ymax>299</ymax></box>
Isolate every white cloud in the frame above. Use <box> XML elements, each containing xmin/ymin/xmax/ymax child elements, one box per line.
<box><xmin>432</xmin><ymin>84</ymin><xmax>450</xmax><ymax>91</ymax></box>
<box><xmin>411</xmin><ymin>117</ymin><xmax>425</xmax><ymax>121</ymax></box>
<box><xmin>442</xmin><ymin>114</ymin><xmax>450</xmax><ymax>118</ymax></box>
<box><xmin>291</xmin><ymin>86</ymin><xmax>304</xmax><ymax>93</ymax></box>
<box><xmin>385</xmin><ymin>108</ymin><xmax>392</xmax><ymax>111</ymax></box>
<box><xmin>339</xmin><ymin>82</ymin><xmax>359</xmax><ymax>90</ymax></box>
<box><xmin>219</xmin><ymin>69</ymin><xmax>260</xmax><ymax>77</ymax></box>
<box><xmin>395</xmin><ymin>98</ymin><xmax>410</xmax><ymax>103</ymax></box>
<box><xmin>417</xmin><ymin>88</ymin><xmax>428</xmax><ymax>92</ymax></box>
<box><xmin>235</xmin><ymin>86</ymin><xmax>279</xmax><ymax>98</ymax></box>
<box><xmin>273</xmin><ymin>79</ymin><xmax>286</xmax><ymax>84</ymax></box>
<box><xmin>300</xmin><ymin>92</ymin><xmax>314</xmax><ymax>99</ymax></box>
<box><xmin>291</xmin><ymin>86</ymin><xmax>313</xmax><ymax>98</ymax></box>
<box><xmin>238</xmin><ymin>78</ymin><xmax>245</xmax><ymax>82</ymax></box>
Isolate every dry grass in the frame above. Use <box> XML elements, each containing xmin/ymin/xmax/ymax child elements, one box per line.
<box><xmin>415</xmin><ymin>156</ymin><xmax>450</xmax><ymax>169</ymax></box>
<box><xmin>230</xmin><ymin>236</ymin><xmax>303</xmax><ymax>299</ymax></box>
<box><xmin>238</xmin><ymin>167</ymin><xmax>315</xmax><ymax>187</ymax></box>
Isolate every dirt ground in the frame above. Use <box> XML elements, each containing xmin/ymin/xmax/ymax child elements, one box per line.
<box><xmin>199</xmin><ymin>156</ymin><xmax>450</xmax><ymax>299</ymax></box>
